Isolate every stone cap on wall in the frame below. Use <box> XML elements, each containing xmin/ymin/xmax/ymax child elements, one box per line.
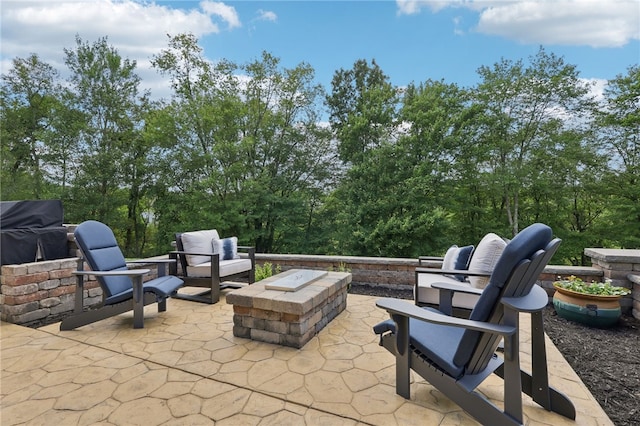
<box><xmin>584</xmin><ymin>248</ymin><xmax>640</xmax><ymax>263</ymax></box>
<box><xmin>255</xmin><ymin>253</ymin><xmax>417</xmax><ymax>266</ymax></box>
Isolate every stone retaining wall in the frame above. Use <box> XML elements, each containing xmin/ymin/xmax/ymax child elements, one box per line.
<box><xmin>0</xmin><ymin>258</ymin><xmax>99</xmax><ymax>327</ymax></box>
<box><xmin>0</xmin><ymin>225</ymin><xmax>162</xmax><ymax>328</ymax></box>
<box><xmin>254</xmin><ymin>253</ymin><xmax>605</xmax><ymax>298</ymax></box>
<box><xmin>2</xmin><ymin>246</ymin><xmax>638</xmax><ymax>327</ymax></box>
<box><xmin>0</xmin><ymin>258</ymin><xmax>164</xmax><ymax>328</ymax></box>
<box><xmin>584</xmin><ymin>248</ymin><xmax>640</xmax><ymax>318</ymax></box>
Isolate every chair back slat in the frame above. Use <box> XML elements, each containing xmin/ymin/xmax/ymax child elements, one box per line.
<box><xmin>464</xmin><ymin>238</ymin><xmax>561</xmax><ymax>374</ymax></box>
<box><xmin>466</xmin><ymin>257</ymin><xmax>531</xmax><ymax>372</ymax></box>
<box><xmin>74</xmin><ymin>220</ymin><xmax>131</xmax><ymax>298</ymax></box>
<box><xmin>452</xmin><ymin>224</ymin><xmax>556</xmax><ymax>370</ymax></box>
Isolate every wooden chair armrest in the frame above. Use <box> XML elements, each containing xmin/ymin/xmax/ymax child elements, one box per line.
<box><xmin>418</xmin><ymin>256</ymin><xmax>444</xmax><ymax>266</ymax></box>
<box><xmin>128</xmin><ymin>259</ymin><xmax>176</xmax><ymax>264</ymax></box>
<box><xmin>431</xmin><ymin>281</ymin><xmax>483</xmax><ymax>296</ymax></box>
<box><xmin>415</xmin><ymin>267</ymin><xmax>491</xmax><ymax>277</ymax></box>
<box><xmin>376</xmin><ymin>298</ymin><xmax>515</xmax><ymax>336</ymax></box>
<box><xmin>170</xmin><ymin>250</ymin><xmax>220</xmax><ymax>258</ymax></box>
<box><xmin>74</xmin><ymin>269</ymin><xmax>150</xmax><ymax>276</ymax></box>
<box><xmin>501</xmin><ymin>285</ymin><xmax>547</xmax><ymax>313</ymax></box>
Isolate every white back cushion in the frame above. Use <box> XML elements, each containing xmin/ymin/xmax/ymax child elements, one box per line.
<box><xmin>468</xmin><ymin>232</ymin><xmax>507</xmax><ymax>289</ymax></box>
<box><xmin>181</xmin><ymin>229</ymin><xmax>220</xmax><ymax>266</ymax></box>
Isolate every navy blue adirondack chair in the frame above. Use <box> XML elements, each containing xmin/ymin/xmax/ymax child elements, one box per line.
<box><xmin>374</xmin><ymin>223</ymin><xmax>575</xmax><ymax>426</ymax></box>
<box><xmin>60</xmin><ymin>220</ymin><xmax>183</xmax><ymax>330</ymax></box>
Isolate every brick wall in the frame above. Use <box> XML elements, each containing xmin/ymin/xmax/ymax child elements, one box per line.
<box><xmin>0</xmin><ymin>258</ymin><xmax>102</xmax><ymax>327</ymax></box>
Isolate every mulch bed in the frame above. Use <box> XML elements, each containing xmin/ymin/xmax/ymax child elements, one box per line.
<box><xmin>349</xmin><ymin>284</ymin><xmax>640</xmax><ymax>426</ymax></box>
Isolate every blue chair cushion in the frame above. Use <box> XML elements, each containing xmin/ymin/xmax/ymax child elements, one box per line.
<box><xmin>103</xmin><ymin>275</ymin><xmax>183</xmax><ymax>305</ymax></box>
<box><xmin>75</xmin><ymin>220</ymin><xmax>182</xmax><ymax>305</ymax></box>
<box><xmin>75</xmin><ymin>221</ymin><xmax>131</xmax><ymax>299</ymax></box>
<box><xmin>373</xmin><ymin>308</ymin><xmax>466</xmax><ymax>378</ymax></box>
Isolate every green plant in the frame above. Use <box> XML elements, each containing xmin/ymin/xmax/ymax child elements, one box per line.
<box><xmin>329</xmin><ymin>262</ymin><xmax>351</xmax><ymax>273</ymax></box>
<box><xmin>255</xmin><ymin>262</ymin><xmax>281</xmax><ymax>281</ymax></box>
<box><xmin>553</xmin><ymin>275</ymin><xmax>631</xmax><ymax>296</ymax></box>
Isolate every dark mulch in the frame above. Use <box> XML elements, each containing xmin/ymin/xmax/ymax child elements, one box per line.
<box><xmin>349</xmin><ymin>284</ymin><xmax>640</xmax><ymax>426</ymax></box>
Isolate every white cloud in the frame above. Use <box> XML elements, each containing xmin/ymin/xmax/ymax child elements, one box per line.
<box><xmin>257</xmin><ymin>9</ymin><xmax>278</xmax><ymax>22</ymax></box>
<box><xmin>396</xmin><ymin>0</ymin><xmax>456</xmax><ymax>15</ymax></box>
<box><xmin>585</xmin><ymin>77</ymin><xmax>608</xmax><ymax>103</ymax></box>
<box><xmin>200</xmin><ymin>0</ymin><xmax>241</xmax><ymax>29</ymax></box>
<box><xmin>0</xmin><ymin>0</ymin><xmax>239</xmax><ymax>99</ymax></box>
<box><xmin>396</xmin><ymin>0</ymin><xmax>640</xmax><ymax>47</ymax></box>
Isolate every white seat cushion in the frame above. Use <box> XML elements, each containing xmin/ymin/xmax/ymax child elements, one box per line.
<box><xmin>186</xmin><ymin>258</ymin><xmax>253</xmax><ymax>278</ymax></box>
<box><xmin>415</xmin><ymin>273</ymin><xmax>480</xmax><ymax>309</ymax></box>
<box><xmin>181</xmin><ymin>229</ymin><xmax>220</xmax><ymax>266</ymax></box>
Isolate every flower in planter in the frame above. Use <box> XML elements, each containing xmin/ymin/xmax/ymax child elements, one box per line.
<box><xmin>553</xmin><ymin>275</ymin><xmax>631</xmax><ymax>296</ymax></box>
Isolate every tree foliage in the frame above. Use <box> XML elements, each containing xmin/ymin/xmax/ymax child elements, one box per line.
<box><xmin>150</xmin><ymin>35</ymin><xmax>336</xmax><ymax>253</ymax></box>
<box><xmin>594</xmin><ymin>65</ymin><xmax>640</xmax><ymax>248</ymax></box>
<box><xmin>1</xmin><ymin>54</ymin><xmax>61</xmax><ymax>200</ymax></box>
<box><xmin>62</xmin><ymin>36</ymin><xmax>153</xmax><ymax>256</ymax></box>
<box><xmin>1</xmin><ymin>37</ymin><xmax>637</xmax><ymax>264</ymax></box>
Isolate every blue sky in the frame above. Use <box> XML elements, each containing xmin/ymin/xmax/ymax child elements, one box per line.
<box><xmin>2</xmin><ymin>1</ymin><xmax>639</xmax><ymax>100</ymax></box>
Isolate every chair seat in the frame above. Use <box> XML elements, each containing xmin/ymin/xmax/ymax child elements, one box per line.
<box><xmin>374</xmin><ymin>314</ymin><xmax>466</xmax><ymax>378</ymax></box>
<box><xmin>415</xmin><ymin>273</ymin><xmax>480</xmax><ymax>309</ymax></box>
<box><xmin>104</xmin><ymin>275</ymin><xmax>183</xmax><ymax>305</ymax></box>
<box><xmin>186</xmin><ymin>258</ymin><xmax>253</xmax><ymax>278</ymax></box>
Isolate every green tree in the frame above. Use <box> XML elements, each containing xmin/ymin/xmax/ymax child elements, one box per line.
<box><xmin>472</xmin><ymin>47</ymin><xmax>594</xmax><ymax>237</ymax></box>
<box><xmin>529</xmin><ymin>129</ymin><xmax>609</xmax><ymax>264</ymax></box>
<box><xmin>239</xmin><ymin>52</ymin><xmax>335</xmax><ymax>253</ymax></box>
<box><xmin>150</xmin><ymin>33</ymin><xmax>243</xmax><ymax>242</ymax></box>
<box><xmin>152</xmin><ymin>35</ymin><xmax>335</xmax><ymax>253</ymax></box>
<box><xmin>64</xmin><ymin>36</ymin><xmax>152</xmax><ymax>255</ymax></box>
<box><xmin>326</xmin><ymin>59</ymin><xmax>398</xmax><ymax>164</ymax></box>
<box><xmin>594</xmin><ymin>65</ymin><xmax>640</xmax><ymax>248</ymax></box>
<box><xmin>323</xmin><ymin>59</ymin><xmax>404</xmax><ymax>255</ymax></box>
<box><xmin>0</xmin><ymin>54</ymin><xmax>61</xmax><ymax>200</ymax></box>
<box><xmin>398</xmin><ymin>80</ymin><xmax>480</xmax><ymax>249</ymax></box>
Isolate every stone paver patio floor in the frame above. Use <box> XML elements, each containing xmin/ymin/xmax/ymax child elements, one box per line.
<box><xmin>1</xmin><ymin>293</ymin><xmax>612</xmax><ymax>425</ymax></box>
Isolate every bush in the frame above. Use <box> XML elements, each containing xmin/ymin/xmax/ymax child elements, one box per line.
<box><xmin>255</xmin><ymin>262</ymin><xmax>281</xmax><ymax>281</ymax></box>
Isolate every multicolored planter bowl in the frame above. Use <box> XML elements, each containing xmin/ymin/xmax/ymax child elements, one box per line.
<box><xmin>552</xmin><ymin>284</ymin><xmax>622</xmax><ymax>328</ymax></box>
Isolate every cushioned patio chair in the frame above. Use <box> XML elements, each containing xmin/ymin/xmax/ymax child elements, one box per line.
<box><xmin>169</xmin><ymin>229</ymin><xmax>255</xmax><ymax>304</ymax></box>
<box><xmin>60</xmin><ymin>220</ymin><xmax>183</xmax><ymax>330</ymax></box>
<box><xmin>415</xmin><ymin>232</ymin><xmax>508</xmax><ymax>312</ymax></box>
<box><xmin>374</xmin><ymin>223</ymin><xmax>575</xmax><ymax>426</ymax></box>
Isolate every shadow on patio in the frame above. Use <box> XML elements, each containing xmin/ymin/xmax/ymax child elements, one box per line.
<box><xmin>1</xmin><ymin>293</ymin><xmax>612</xmax><ymax>425</ymax></box>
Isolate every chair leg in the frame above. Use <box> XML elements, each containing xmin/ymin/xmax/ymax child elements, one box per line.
<box><xmin>391</xmin><ymin>314</ymin><xmax>411</xmax><ymax>399</ymax></box>
<box><xmin>502</xmin><ymin>308</ymin><xmax>523</xmax><ymax>423</ymax></box>
<box><xmin>494</xmin><ymin>311</ymin><xmax>576</xmax><ymax>421</ymax></box>
<box><xmin>60</xmin><ymin>293</ymin><xmax>158</xmax><ymax>330</ymax></box>
<box><xmin>132</xmin><ymin>275</ymin><xmax>144</xmax><ymax>329</ymax></box>
<box><xmin>158</xmin><ymin>298</ymin><xmax>167</xmax><ymax>312</ymax></box>
<box><xmin>504</xmin><ymin>311</ymin><xmax>576</xmax><ymax>420</ymax></box>
<box><xmin>211</xmin><ymin>261</ymin><xmax>221</xmax><ymax>303</ymax></box>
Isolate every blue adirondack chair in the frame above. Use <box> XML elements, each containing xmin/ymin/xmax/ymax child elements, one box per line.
<box><xmin>374</xmin><ymin>223</ymin><xmax>575</xmax><ymax>425</ymax></box>
<box><xmin>60</xmin><ymin>220</ymin><xmax>183</xmax><ymax>330</ymax></box>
